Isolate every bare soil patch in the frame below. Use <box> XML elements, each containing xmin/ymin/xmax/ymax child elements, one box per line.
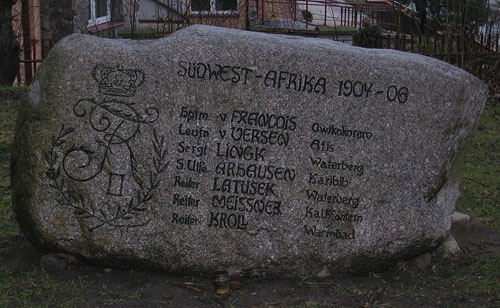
<box><xmin>0</xmin><ymin>225</ymin><xmax>498</xmax><ymax>307</ymax></box>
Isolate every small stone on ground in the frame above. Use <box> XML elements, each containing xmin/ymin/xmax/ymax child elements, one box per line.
<box><xmin>452</xmin><ymin>211</ymin><xmax>471</xmax><ymax>226</ymax></box>
<box><xmin>437</xmin><ymin>234</ymin><xmax>461</xmax><ymax>256</ymax></box>
<box><xmin>409</xmin><ymin>252</ymin><xmax>432</xmax><ymax>270</ymax></box>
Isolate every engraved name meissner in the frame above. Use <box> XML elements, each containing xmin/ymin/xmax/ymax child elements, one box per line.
<box><xmin>169</xmin><ymin>101</ymin><xmax>369</xmax><ymax>239</ymax></box>
<box><xmin>171</xmin><ymin>60</ymin><xmax>383</xmax><ymax>239</ymax></box>
<box><xmin>171</xmin><ymin>105</ymin><xmax>300</xmax><ymax>231</ymax></box>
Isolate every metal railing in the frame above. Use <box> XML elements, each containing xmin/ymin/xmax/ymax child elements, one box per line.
<box><xmin>259</xmin><ymin>0</ymin><xmax>397</xmax><ymax>30</ymax></box>
<box><xmin>17</xmin><ymin>39</ymin><xmax>53</xmax><ymax>85</ymax></box>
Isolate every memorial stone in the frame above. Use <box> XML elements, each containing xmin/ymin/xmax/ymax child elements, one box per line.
<box><xmin>11</xmin><ymin>25</ymin><xmax>488</xmax><ymax>277</ymax></box>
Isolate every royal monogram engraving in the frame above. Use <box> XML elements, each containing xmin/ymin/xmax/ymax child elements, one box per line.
<box><xmin>45</xmin><ymin>64</ymin><xmax>167</xmax><ymax>232</ymax></box>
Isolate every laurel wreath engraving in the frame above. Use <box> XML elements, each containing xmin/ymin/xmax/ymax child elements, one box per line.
<box><xmin>45</xmin><ymin>101</ymin><xmax>167</xmax><ymax>233</ymax></box>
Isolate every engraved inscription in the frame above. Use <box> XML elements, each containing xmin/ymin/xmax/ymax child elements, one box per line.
<box><xmin>107</xmin><ymin>173</ymin><xmax>125</xmax><ymax>196</ymax></box>
<box><xmin>44</xmin><ymin>60</ymin><xmax>401</xmax><ymax>239</ymax></box>
<box><xmin>45</xmin><ymin>64</ymin><xmax>167</xmax><ymax>233</ymax></box>
<box><xmin>176</xmin><ymin>60</ymin><xmax>411</xmax><ymax>103</ymax></box>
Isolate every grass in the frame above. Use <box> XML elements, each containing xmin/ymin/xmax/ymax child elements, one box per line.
<box><xmin>295</xmin><ymin>300</ymin><xmax>328</xmax><ymax>308</ymax></box>
<box><xmin>0</xmin><ymin>91</ymin><xmax>20</xmax><ymax>239</ymax></box>
<box><xmin>453</xmin><ymin>96</ymin><xmax>500</xmax><ymax>302</ymax></box>
<box><xmin>0</xmin><ymin>100</ymin><xmax>17</xmax><ymax>152</ymax></box>
<box><xmin>0</xmin><ymin>85</ymin><xmax>27</xmax><ymax>92</ymax></box>
<box><xmin>0</xmin><ymin>265</ymin><xmax>88</xmax><ymax>308</ymax></box>
<box><xmin>457</xmin><ymin>98</ymin><xmax>500</xmax><ymax>230</ymax></box>
<box><xmin>0</xmin><ymin>194</ymin><xmax>19</xmax><ymax>237</ymax></box>
<box><xmin>454</xmin><ymin>255</ymin><xmax>500</xmax><ymax>296</ymax></box>
<box><xmin>330</xmin><ymin>283</ymin><xmax>352</xmax><ymax>296</ymax></box>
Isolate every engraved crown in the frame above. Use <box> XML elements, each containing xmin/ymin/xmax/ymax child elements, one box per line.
<box><xmin>92</xmin><ymin>64</ymin><xmax>145</xmax><ymax>97</ymax></box>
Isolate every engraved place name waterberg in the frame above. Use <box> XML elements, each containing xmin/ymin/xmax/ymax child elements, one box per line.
<box><xmin>12</xmin><ymin>27</ymin><xmax>487</xmax><ymax>277</ymax></box>
<box><xmin>44</xmin><ymin>59</ymin><xmax>403</xmax><ymax>239</ymax></box>
<box><xmin>168</xmin><ymin>58</ymin><xmax>390</xmax><ymax>239</ymax></box>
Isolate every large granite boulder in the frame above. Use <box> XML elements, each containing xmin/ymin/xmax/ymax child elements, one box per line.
<box><xmin>11</xmin><ymin>25</ymin><xmax>488</xmax><ymax>277</ymax></box>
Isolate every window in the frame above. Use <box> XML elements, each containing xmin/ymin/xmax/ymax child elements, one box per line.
<box><xmin>89</xmin><ymin>0</ymin><xmax>111</xmax><ymax>25</ymax></box>
<box><xmin>191</xmin><ymin>0</ymin><xmax>238</xmax><ymax>13</ymax></box>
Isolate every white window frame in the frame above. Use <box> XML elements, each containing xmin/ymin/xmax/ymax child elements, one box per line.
<box><xmin>88</xmin><ymin>0</ymin><xmax>112</xmax><ymax>26</ymax></box>
<box><xmin>190</xmin><ymin>0</ymin><xmax>239</xmax><ymax>14</ymax></box>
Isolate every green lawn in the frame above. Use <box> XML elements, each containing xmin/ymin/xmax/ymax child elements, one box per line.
<box><xmin>457</xmin><ymin>97</ymin><xmax>500</xmax><ymax>230</ymax></box>
<box><xmin>0</xmin><ymin>91</ymin><xmax>19</xmax><ymax>238</ymax></box>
